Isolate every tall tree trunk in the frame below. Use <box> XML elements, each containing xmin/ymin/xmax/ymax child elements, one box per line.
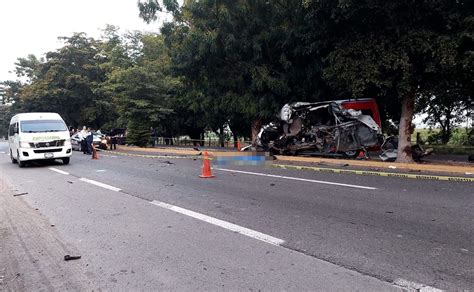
<box><xmin>443</xmin><ymin>112</ymin><xmax>452</xmax><ymax>144</ymax></box>
<box><xmin>219</xmin><ymin>125</ymin><xmax>225</xmax><ymax>147</ymax></box>
<box><xmin>396</xmin><ymin>93</ymin><xmax>415</xmax><ymax>163</ymax></box>
<box><xmin>251</xmin><ymin>118</ymin><xmax>262</xmax><ymax>146</ymax></box>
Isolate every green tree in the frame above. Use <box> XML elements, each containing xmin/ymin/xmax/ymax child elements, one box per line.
<box><xmin>305</xmin><ymin>0</ymin><xmax>472</xmax><ymax>162</ymax></box>
<box><xmin>0</xmin><ymin>81</ymin><xmax>24</xmax><ymax>137</ymax></box>
<box><xmin>102</xmin><ymin>33</ymin><xmax>179</xmax><ymax>146</ymax></box>
<box><xmin>13</xmin><ymin>33</ymin><xmax>114</xmax><ymax>129</ymax></box>
<box><xmin>139</xmin><ymin>0</ymin><xmax>327</xmax><ymax>143</ymax></box>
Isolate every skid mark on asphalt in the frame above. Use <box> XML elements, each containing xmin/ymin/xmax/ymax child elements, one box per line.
<box><xmin>150</xmin><ymin>200</ymin><xmax>285</xmax><ymax>246</ymax></box>
<box><xmin>215</xmin><ymin>168</ymin><xmax>377</xmax><ymax>190</ymax></box>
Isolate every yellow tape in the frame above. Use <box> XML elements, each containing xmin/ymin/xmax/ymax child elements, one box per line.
<box><xmin>272</xmin><ymin>164</ymin><xmax>474</xmax><ymax>182</ymax></box>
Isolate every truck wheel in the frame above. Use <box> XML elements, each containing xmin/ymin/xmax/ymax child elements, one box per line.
<box><xmin>62</xmin><ymin>157</ymin><xmax>70</xmax><ymax>165</ymax></box>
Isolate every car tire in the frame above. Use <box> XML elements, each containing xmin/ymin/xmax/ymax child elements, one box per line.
<box><xmin>10</xmin><ymin>150</ymin><xmax>17</xmax><ymax>164</ymax></box>
<box><xmin>342</xmin><ymin>150</ymin><xmax>360</xmax><ymax>159</ymax></box>
<box><xmin>78</xmin><ymin>144</ymin><xmax>82</xmax><ymax>152</ymax></box>
<box><xmin>62</xmin><ymin>157</ymin><xmax>70</xmax><ymax>165</ymax></box>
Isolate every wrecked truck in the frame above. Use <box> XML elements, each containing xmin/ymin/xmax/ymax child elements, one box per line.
<box><xmin>253</xmin><ymin>100</ymin><xmax>382</xmax><ymax>158</ymax></box>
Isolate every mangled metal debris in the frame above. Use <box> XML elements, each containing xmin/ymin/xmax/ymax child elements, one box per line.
<box><xmin>253</xmin><ymin>101</ymin><xmax>381</xmax><ymax>158</ymax></box>
<box><xmin>379</xmin><ymin>135</ymin><xmax>433</xmax><ymax>162</ymax></box>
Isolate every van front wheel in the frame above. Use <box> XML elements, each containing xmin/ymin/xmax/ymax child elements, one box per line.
<box><xmin>18</xmin><ymin>159</ymin><xmax>25</xmax><ymax>168</ymax></box>
<box><xmin>17</xmin><ymin>151</ymin><xmax>25</xmax><ymax>168</ymax></box>
<box><xmin>62</xmin><ymin>157</ymin><xmax>70</xmax><ymax>165</ymax></box>
<box><xmin>10</xmin><ymin>150</ymin><xmax>17</xmax><ymax>164</ymax></box>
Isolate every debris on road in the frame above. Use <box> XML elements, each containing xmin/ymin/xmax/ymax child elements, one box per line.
<box><xmin>64</xmin><ymin>255</ymin><xmax>81</xmax><ymax>261</ymax></box>
<box><xmin>9</xmin><ymin>273</ymin><xmax>21</xmax><ymax>282</ymax></box>
<box><xmin>13</xmin><ymin>192</ymin><xmax>28</xmax><ymax>197</ymax></box>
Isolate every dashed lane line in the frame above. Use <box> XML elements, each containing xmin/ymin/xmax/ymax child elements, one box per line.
<box><xmin>78</xmin><ymin>178</ymin><xmax>122</xmax><ymax>192</ymax></box>
<box><xmin>48</xmin><ymin>167</ymin><xmax>70</xmax><ymax>175</ymax></box>
<box><xmin>215</xmin><ymin>168</ymin><xmax>377</xmax><ymax>190</ymax></box>
<box><xmin>48</xmin><ymin>168</ymin><xmax>120</xmax><ymax>191</ymax></box>
<box><xmin>45</xmin><ymin>166</ymin><xmax>440</xmax><ymax>290</ymax></box>
<box><xmin>393</xmin><ymin>278</ymin><xmax>444</xmax><ymax>292</ymax></box>
<box><xmin>150</xmin><ymin>200</ymin><xmax>285</xmax><ymax>246</ymax></box>
<box><xmin>46</xmin><ymin>167</ymin><xmax>284</xmax><ymax>246</ymax></box>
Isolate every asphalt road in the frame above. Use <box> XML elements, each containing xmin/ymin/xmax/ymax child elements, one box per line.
<box><xmin>0</xmin><ymin>141</ymin><xmax>472</xmax><ymax>290</ymax></box>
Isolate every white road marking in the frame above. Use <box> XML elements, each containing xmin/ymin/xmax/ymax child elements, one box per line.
<box><xmin>49</xmin><ymin>168</ymin><xmax>70</xmax><ymax>175</ymax></box>
<box><xmin>79</xmin><ymin>178</ymin><xmax>121</xmax><ymax>192</ymax></box>
<box><xmin>215</xmin><ymin>168</ymin><xmax>377</xmax><ymax>190</ymax></box>
<box><xmin>95</xmin><ymin>169</ymin><xmax>107</xmax><ymax>172</ymax></box>
<box><xmin>150</xmin><ymin>200</ymin><xmax>285</xmax><ymax>246</ymax></box>
<box><xmin>101</xmin><ymin>154</ymin><xmax>117</xmax><ymax>158</ymax></box>
<box><xmin>393</xmin><ymin>279</ymin><xmax>444</xmax><ymax>292</ymax></box>
<box><xmin>0</xmin><ymin>151</ymin><xmax>5</xmax><ymax>154</ymax></box>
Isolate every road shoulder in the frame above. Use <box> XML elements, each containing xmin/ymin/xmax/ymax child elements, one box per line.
<box><xmin>0</xmin><ymin>177</ymin><xmax>93</xmax><ymax>291</ymax></box>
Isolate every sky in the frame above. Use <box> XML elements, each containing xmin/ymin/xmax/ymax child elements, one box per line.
<box><xmin>0</xmin><ymin>0</ymin><xmax>163</xmax><ymax>81</ymax></box>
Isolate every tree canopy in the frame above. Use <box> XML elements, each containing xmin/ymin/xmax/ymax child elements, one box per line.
<box><xmin>0</xmin><ymin>1</ymin><xmax>471</xmax><ymax>159</ymax></box>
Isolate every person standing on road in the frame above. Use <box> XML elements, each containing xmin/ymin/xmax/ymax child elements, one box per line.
<box><xmin>109</xmin><ymin>130</ymin><xmax>117</xmax><ymax>150</ymax></box>
<box><xmin>79</xmin><ymin>126</ymin><xmax>88</xmax><ymax>154</ymax></box>
<box><xmin>85</xmin><ymin>128</ymin><xmax>93</xmax><ymax>155</ymax></box>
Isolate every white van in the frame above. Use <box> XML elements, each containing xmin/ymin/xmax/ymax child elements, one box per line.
<box><xmin>8</xmin><ymin>112</ymin><xmax>72</xmax><ymax>167</ymax></box>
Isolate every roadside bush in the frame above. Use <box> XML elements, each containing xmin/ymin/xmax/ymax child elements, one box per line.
<box><xmin>426</xmin><ymin>131</ymin><xmax>443</xmax><ymax>145</ymax></box>
<box><xmin>449</xmin><ymin>129</ymin><xmax>473</xmax><ymax>146</ymax></box>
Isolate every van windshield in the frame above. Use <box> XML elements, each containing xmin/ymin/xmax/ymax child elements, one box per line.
<box><xmin>20</xmin><ymin>120</ymin><xmax>68</xmax><ymax>133</ymax></box>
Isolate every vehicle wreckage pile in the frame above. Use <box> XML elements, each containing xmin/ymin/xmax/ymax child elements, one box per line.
<box><xmin>254</xmin><ymin>101</ymin><xmax>381</xmax><ymax>158</ymax></box>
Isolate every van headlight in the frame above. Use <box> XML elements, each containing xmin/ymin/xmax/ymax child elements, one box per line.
<box><xmin>64</xmin><ymin>139</ymin><xmax>71</xmax><ymax>147</ymax></box>
<box><xmin>20</xmin><ymin>141</ymin><xmax>32</xmax><ymax>148</ymax></box>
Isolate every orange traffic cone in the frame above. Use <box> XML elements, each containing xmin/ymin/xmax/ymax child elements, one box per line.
<box><xmin>199</xmin><ymin>151</ymin><xmax>214</xmax><ymax>178</ymax></box>
<box><xmin>92</xmin><ymin>144</ymin><xmax>99</xmax><ymax>160</ymax></box>
<box><xmin>237</xmin><ymin>140</ymin><xmax>241</xmax><ymax>151</ymax></box>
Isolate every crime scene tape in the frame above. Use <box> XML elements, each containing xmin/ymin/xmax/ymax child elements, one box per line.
<box><xmin>272</xmin><ymin>164</ymin><xmax>474</xmax><ymax>182</ymax></box>
<box><xmin>103</xmin><ymin>150</ymin><xmax>194</xmax><ymax>159</ymax></box>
